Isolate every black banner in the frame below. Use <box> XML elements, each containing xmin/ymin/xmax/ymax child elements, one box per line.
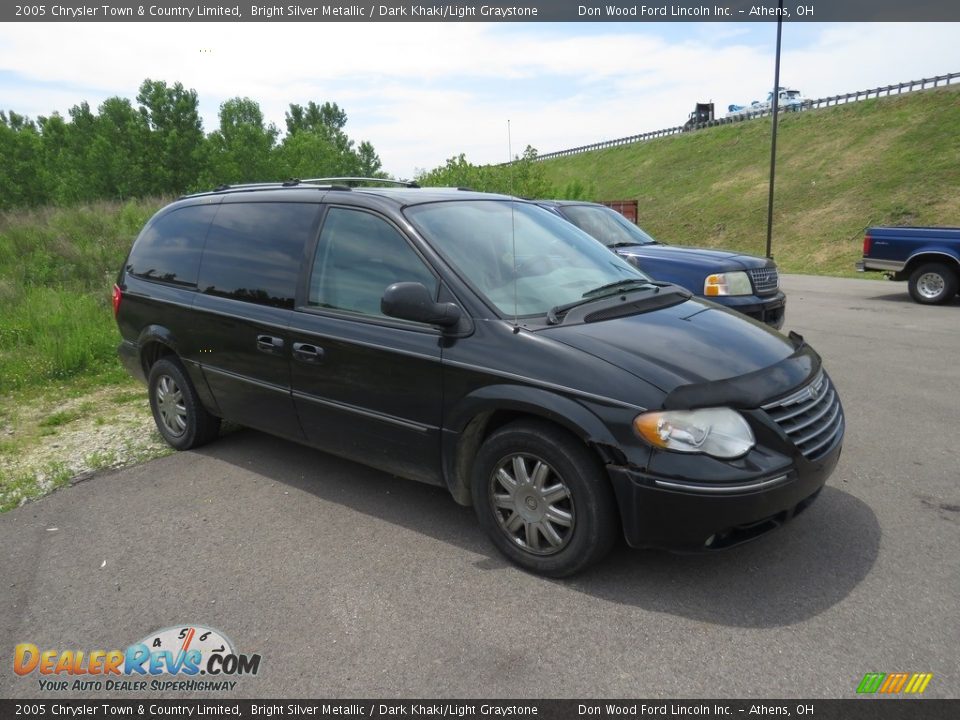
<box><xmin>1</xmin><ymin>700</ymin><xmax>957</xmax><ymax>720</ymax></box>
<box><xmin>5</xmin><ymin>0</ymin><xmax>960</xmax><ymax>23</ymax></box>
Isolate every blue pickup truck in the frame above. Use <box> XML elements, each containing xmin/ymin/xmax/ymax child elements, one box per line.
<box><xmin>857</xmin><ymin>226</ymin><xmax>960</xmax><ymax>304</ymax></box>
<box><xmin>536</xmin><ymin>200</ymin><xmax>786</xmax><ymax>329</ymax></box>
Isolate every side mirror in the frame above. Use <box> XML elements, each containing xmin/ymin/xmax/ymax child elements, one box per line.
<box><xmin>381</xmin><ymin>282</ymin><xmax>462</xmax><ymax>328</ymax></box>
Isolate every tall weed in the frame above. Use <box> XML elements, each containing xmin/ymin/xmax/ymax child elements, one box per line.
<box><xmin>0</xmin><ymin>198</ymin><xmax>163</xmax><ymax>391</ymax></box>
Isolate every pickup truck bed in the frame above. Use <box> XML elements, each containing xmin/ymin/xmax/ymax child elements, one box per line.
<box><xmin>857</xmin><ymin>226</ymin><xmax>960</xmax><ymax>304</ymax></box>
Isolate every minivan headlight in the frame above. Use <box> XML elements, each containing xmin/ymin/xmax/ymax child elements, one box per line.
<box><xmin>633</xmin><ymin>408</ymin><xmax>755</xmax><ymax>459</ymax></box>
<box><xmin>704</xmin><ymin>271</ymin><xmax>752</xmax><ymax>296</ymax></box>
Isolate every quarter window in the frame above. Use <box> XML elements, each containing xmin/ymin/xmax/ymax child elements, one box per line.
<box><xmin>309</xmin><ymin>208</ymin><xmax>438</xmax><ymax>317</ymax></box>
<box><xmin>127</xmin><ymin>205</ymin><xmax>216</xmax><ymax>288</ymax></box>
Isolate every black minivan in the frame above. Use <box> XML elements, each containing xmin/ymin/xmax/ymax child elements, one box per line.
<box><xmin>115</xmin><ymin>182</ymin><xmax>844</xmax><ymax>577</ymax></box>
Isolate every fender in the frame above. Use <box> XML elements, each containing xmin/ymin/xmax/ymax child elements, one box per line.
<box><xmin>136</xmin><ymin>324</ymin><xmax>182</xmax><ymax>363</ymax></box>
<box><xmin>904</xmin><ymin>246</ymin><xmax>960</xmax><ymax>268</ymax></box>
<box><xmin>441</xmin><ymin>384</ymin><xmax>629</xmax><ymax>506</ymax></box>
<box><xmin>135</xmin><ymin>324</ymin><xmax>221</xmax><ymax>417</ymax></box>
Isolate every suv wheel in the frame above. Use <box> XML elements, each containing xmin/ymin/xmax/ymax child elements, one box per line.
<box><xmin>148</xmin><ymin>357</ymin><xmax>221</xmax><ymax>450</ymax></box>
<box><xmin>471</xmin><ymin>419</ymin><xmax>618</xmax><ymax>577</ymax></box>
<box><xmin>908</xmin><ymin>262</ymin><xmax>958</xmax><ymax>305</ymax></box>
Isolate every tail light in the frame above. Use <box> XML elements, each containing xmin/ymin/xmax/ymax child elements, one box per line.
<box><xmin>112</xmin><ymin>284</ymin><xmax>122</xmax><ymax>318</ymax></box>
<box><xmin>863</xmin><ymin>235</ymin><xmax>872</xmax><ymax>256</ymax></box>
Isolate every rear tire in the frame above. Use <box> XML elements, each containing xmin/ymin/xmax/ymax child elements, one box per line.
<box><xmin>471</xmin><ymin>419</ymin><xmax>619</xmax><ymax>577</ymax></box>
<box><xmin>148</xmin><ymin>357</ymin><xmax>221</xmax><ymax>450</ymax></box>
<box><xmin>907</xmin><ymin>262</ymin><xmax>958</xmax><ymax>305</ymax></box>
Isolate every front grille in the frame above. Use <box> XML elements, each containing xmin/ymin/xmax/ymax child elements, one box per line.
<box><xmin>762</xmin><ymin>371</ymin><xmax>844</xmax><ymax>460</ymax></box>
<box><xmin>748</xmin><ymin>266</ymin><xmax>779</xmax><ymax>295</ymax></box>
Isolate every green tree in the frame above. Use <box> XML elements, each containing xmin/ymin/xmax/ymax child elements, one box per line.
<box><xmin>202</xmin><ymin>97</ymin><xmax>278</xmax><ymax>185</ymax></box>
<box><xmin>355</xmin><ymin>141</ymin><xmax>384</xmax><ymax>177</ymax></box>
<box><xmin>36</xmin><ymin>112</ymin><xmax>76</xmax><ymax>204</ymax></box>
<box><xmin>136</xmin><ymin>79</ymin><xmax>204</xmax><ymax>195</ymax></box>
<box><xmin>416</xmin><ymin>146</ymin><xmax>556</xmax><ymax>198</ymax></box>
<box><xmin>286</xmin><ymin>101</ymin><xmax>347</xmax><ymax>138</ymax></box>
<box><xmin>89</xmin><ymin>97</ymin><xmax>149</xmax><ymax>200</ymax></box>
<box><xmin>279</xmin><ymin>100</ymin><xmax>385</xmax><ymax>180</ymax></box>
<box><xmin>0</xmin><ymin>111</ymin><xmax>47</xmax><ymax>208</ymax></box>
<box><xmin>275</xmin><ymin>131</ymin><xmax>344</xmax><ymax>180</ymax></box>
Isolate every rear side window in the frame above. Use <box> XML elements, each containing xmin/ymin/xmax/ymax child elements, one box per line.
<box><xmin>198</xmin><ymin>202</ymin><xmax>320</xmax><ymax>309</ymax></box>
<box><xmin>127</xmin><ymin>205</ymin><xmax>216</xmax><ymax>288</ymax></box>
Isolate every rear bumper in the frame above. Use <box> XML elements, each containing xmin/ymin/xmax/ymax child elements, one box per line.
<box><xmin>858</xmin><ymin>258</ymin><xmax>905</xmax><ymax>273</ymax></box>
<box><xmin>607</xmin><ymin>439</ymin><xmax>842</xmax><ymax>551</ymax></box>
<box><xmin>117</xmin><ymin>340</ymin><xmax>146</xmax><ymax>384</ymax></box>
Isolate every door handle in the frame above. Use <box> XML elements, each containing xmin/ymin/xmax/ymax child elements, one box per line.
<box><xmin>256</xmin><ymin>335</ymin><xmax>284</xmax><ymax>353</ymax></box>
<box><xmin>292</xmin><ymin>342</ymin><xmax>323</xmax><ymax>363</ymax></box>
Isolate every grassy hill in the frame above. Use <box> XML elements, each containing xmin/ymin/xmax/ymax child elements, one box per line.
<box><xmin>538</xmin><ymin>85</ymin><xmax>960</xmax><ymax>275</ymax></box>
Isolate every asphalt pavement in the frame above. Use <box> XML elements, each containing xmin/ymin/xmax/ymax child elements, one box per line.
<box><xmin>1</xmin><ymin>274</ymin><xmax>957</xmax><ymax>699</ymax></box>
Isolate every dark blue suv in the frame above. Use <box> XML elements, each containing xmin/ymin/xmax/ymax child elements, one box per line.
<box><xmin>537</xmin><ymin>200</ymin><xmax>786</xmax><ymax>329</ymax></box>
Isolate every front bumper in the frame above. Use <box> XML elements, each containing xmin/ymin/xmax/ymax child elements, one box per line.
<box><xmin>708</xmin><ymin>291</ymin><xmax>786</xmax><ymax>330</ymax></box>
<box><xmin>607</xmin><ymin>438</ymin><xmax>842</xmax><ymax>551</ymax></box>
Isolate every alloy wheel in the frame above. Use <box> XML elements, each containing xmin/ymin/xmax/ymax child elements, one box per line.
<box><xmin>489</xmin><ymin>453</ymin><xmax>576</xmax><ymax>555</ymax></box>
<box><xmin>155</xmin><ymin>374</ymin><xmax>188</xmax><ymax>437</ymax></box>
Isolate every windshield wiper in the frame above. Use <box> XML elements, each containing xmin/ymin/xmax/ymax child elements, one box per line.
<box><xmin>547</xmin><ymin>279</ymin><xmax>657</xmax><ymax>325</ymax></box>
<box><xmin>608</xmin><ymin>241</ymin><xmax>658</xmax><ymax>248</ymax></box>
<box><xmin>581</xmin><ymin>278</ymin><xmax>656</xmax><ymax>298</ymax></box>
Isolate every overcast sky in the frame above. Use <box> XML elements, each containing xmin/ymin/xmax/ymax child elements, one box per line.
<box><xmin>1</xmin><ymin>21</ymin><xmax>958</xmax><ymax>179</ymax></box>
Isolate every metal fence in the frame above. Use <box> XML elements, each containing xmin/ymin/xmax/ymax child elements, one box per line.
<box><xmin>536</xmin><ymin>72</ymin><xmax>960</xmax><ymax>161</ymax></box>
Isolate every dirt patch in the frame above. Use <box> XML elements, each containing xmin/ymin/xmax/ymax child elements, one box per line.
<box><xmin>0</xmin><ymin>382</ymin><xmax>171</xmax><ymax>510</ymax></box>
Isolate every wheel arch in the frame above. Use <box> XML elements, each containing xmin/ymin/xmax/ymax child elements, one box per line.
<box><xmin>441</xmin><ymin>385</ymin><xmax>627</xmax><ymax>506</ymax></box>
<box><xmin>901</xmin><ymin>250</ymin><xmax>960</xmax><ymax>279</ymax></box>
<box><xmin>136</xmin><ymin>325</ymin><xmax>220</xmax><ymax>417</ymax></box>
<box><xmin>136</xmin><ymin>325</ymin><xmax>182</xmax><ymax>376</ymax></box>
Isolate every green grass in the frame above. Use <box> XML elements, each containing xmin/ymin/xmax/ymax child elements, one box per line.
<box><xmin>38</xmin><ymin>409</ymin><xmax>83</xmax><ymax>428</ymax></box>
<box><xmin>538</xmin><ymin>86</ymin><xmax>960</xmax><ymax>276</ymax></box>
<box><xmin>0</xmin><ymin>460</ymin><xmax>74</xmax><ymax>513</ymax></box>
<box><xmin>2</xmin><ymin>92</ymin><xmax>959</xmax><ymax>392</ymax></box>
<box><xmin>0</xmin><ymin>198</ymin><xmax>163</xmax><ymax>393</ymax></box>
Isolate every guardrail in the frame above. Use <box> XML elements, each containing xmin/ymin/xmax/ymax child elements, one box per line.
<box><xmin>536</xmin><ymin>72</ymin><xmax>960</xmax><ymax>161</ymax></box>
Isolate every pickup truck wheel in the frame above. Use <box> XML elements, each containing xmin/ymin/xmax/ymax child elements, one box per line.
<box><xmin>908</xmin><ymin>263</ymin><xmax>958</xmax><ymax>305</ymax></box>
<box><xmin>471</xmin><ymin>419</ymin><xmax>618</xmax><ymax>577</ymax></box>
<box><xmin>148</xmin><ymin>357</ymin><xmax>221</xmax><ymax>450</ymax></box>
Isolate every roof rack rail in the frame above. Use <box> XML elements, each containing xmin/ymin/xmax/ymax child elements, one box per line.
<box><xmin>190</xmin><ymin>181</ymin><xmax>348</xmax><ymax>197</ymax></box>
<box><xmin>210</xmin><ymin>181</ymin><xmax>292</xmax><ymax>192</ymax></box>
<box><xmin>299</xmin><ymin>177</ymin><xmax>420</xmax><ymax>188</ymax></box>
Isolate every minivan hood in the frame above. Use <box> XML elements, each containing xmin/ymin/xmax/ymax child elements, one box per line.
<box><xmin>543</xmin><ymin>298</ymin><xmax>805</xmax><ymax>401</ymax></box>
<box><xmin>615</xmin><ymin>244</ymin><xmax>769</xmax><ymax>271</ymax></box>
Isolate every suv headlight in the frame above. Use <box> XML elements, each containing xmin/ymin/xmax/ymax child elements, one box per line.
<box><xmin>633</xmin><ymin>408</ymin><xmax>755</xmax><ymax>459</ymax></box>
<box><xmin>704</xmin><ymin>271</ymin><xmax>752</xmax><ymax>296</ymax></box>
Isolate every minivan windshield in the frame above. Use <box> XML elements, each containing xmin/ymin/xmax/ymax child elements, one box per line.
<box><xmin>560</xmin><ymin>205</ymin><xmax>660</xmax><ymax>248</ymax></box>
<box><xmin>405</xmin><ymin>200</ymin><xmax>650</xmax><ymax>317</ymax></box>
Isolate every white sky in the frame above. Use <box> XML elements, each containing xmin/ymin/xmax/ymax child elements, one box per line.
<box><xmin>1</xmin><ymin>21</ymin><xmax>958</xmax><ymax>179</ymax></box>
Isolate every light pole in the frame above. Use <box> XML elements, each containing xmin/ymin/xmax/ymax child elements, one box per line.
<box><xmin>765</xmin><ymin>0</ymin><xmax>784</xmax><ymax>259</ymax></box>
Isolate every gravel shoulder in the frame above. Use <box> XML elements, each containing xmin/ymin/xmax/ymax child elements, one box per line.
<box><xmin>0</xmin><ymin>380</ymin><xmax>170</xmax><ymax>511</ymax></box>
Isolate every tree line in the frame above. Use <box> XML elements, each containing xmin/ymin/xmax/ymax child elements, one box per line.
<box><xmin>0</xmin><ymin>79</ymin><xmax>385</xmax><ymax>210</ymax></box>
<box><xmin>413</xmin><ymin>146</ymin><xmax>593</xmax><ymax>201</ymax></box>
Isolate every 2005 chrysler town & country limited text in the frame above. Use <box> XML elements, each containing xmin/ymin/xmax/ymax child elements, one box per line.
<box><xmin>115</xmin><ymin>181</ymin><xmax>845</xmax><ymax>576</ymax></box>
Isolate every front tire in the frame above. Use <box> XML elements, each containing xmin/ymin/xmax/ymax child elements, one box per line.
<box><xmin>148</xmin><ymin>357</ymin><xmax>221</xmax><ymax>450</ymax></box>
<box><xmin>908</xmin><ymin>262</ymin><xmax>958</xmax><ymax>305</ymax></box>
<box><xmin>471</xmin><ymin>419</ymin><xmax>619</xmax><ymax>577</ymax></box>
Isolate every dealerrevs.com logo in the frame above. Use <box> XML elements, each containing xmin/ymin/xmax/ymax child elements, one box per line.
<box><xmin>14</xmin><ymin>625</ymin><xmax>261</xmax><ymax>692</ymax></box>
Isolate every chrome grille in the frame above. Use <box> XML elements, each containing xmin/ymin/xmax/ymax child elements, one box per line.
<box><xmin>748</xmin><ymin>266</ymin><xmax>780</xmax><ymax>295</ymax></box>
<box><xmin>762</xmin><ymin>371</ymin><xmax>844</xmax><ymax>460</ymax></box>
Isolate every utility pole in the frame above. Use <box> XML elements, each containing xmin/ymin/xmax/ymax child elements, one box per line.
<box><xmin>765</xmin><ymin>0</ymin><xmax>784</xmax><ymax>259</ymax></box>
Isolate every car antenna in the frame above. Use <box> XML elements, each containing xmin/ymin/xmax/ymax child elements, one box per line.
<box><xmin>508</xmin><ymin>119</ymin><xmax>520</xmax><ymax>334</ymax></box>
